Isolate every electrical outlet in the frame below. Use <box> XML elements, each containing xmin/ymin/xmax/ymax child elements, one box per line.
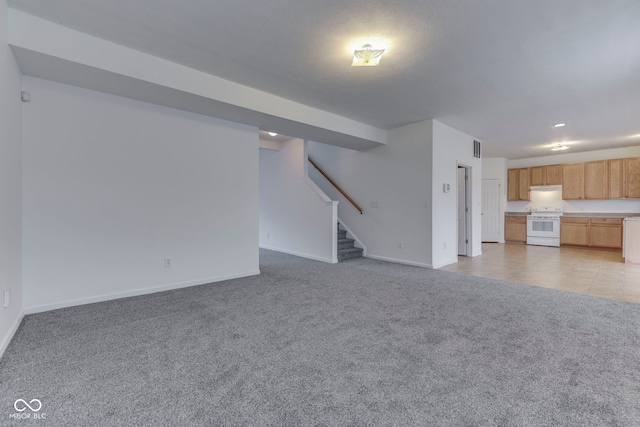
<box><xmin>443</xmin><ymin>242</ymin><xmax>447</xmax><ymax>250</ymax></box>
<box><xmin>398</xmin><ymin>241</ymin><xmax>403</xmax><ymax>249</ymax></box>
<box><xmin>164</xmin><ymin>258</ymin><xmax>172</xmax><ymax>268</ymax></box>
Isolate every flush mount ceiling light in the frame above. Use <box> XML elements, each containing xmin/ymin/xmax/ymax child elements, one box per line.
<box><xmin>267</xmin><ymin>132</ymin><xmax>278</xmax><ymax>136</ymax></box>
<box><xmin>352</xmin><ymin>44</ymin><xmax>385</xmax><ymax>67</ymax></box>
<box><xmin>553</xmin><ymin>123</ymin><xmax>566</xmax><ymax>128</ymax></box>
<box><xmin>550</xmin><ymin>143</ymin><xmax>569</xmax><ymax>151</ymax></box>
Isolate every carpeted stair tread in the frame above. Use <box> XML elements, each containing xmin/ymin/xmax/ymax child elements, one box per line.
<box><xmin>337</xmin><ymin>225</ymin><xmax>362</xmax><ymax>261</ymax></box>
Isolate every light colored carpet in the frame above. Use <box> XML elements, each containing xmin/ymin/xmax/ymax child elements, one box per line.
<box><xmin>1</xmin><ymin>249</ymin><xmax>640</xmax><ymax>426</ymax></box>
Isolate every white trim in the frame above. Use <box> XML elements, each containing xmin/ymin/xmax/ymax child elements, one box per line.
<box><xmin>24</xmin><ymin>271</ymin><xmax>260</xmax><ymax>315</ymax></box>
<box><xmin>433</xmin><ymin>257</ymin><xmax>460</xmax><ymax>269</ymax></box>
<box><xmin>259</xmin><ymin>139</ymin><xmax>282</xmax><ymax>150</ymax></box>
<box><xmin>0</xmin><ymin>310</ymin><xmax>25</xmax><ymax>360</ymax></box>
<box><xmin>260</xmin><ymin>244</ymin><xmax>337</xmax><ymax>264</ymax></box>
<box><xmin>304</xmin><ymin>176</ymin><xmax>336</xmax><ymax>206</ymax></box>
<box><xmin>337</xmin><ymin>217</ymin><xmax>367</xmax><ymax>256</ymax></box>
<box><xmin>365</xmin><ymin>254</ymin><xmax>431</xmax><ymax>268</ymax></box>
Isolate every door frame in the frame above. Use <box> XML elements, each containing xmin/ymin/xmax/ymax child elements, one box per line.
<box><xmin>457</xmin><ymin>164</ymin><xmax>472</xmax><ymax>257</ymax></box>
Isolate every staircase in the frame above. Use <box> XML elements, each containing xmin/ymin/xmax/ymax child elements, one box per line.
<box><xmin>337</xmin><ymin>225</ymin><xmax>363</xmax><ymax>261</ymax></box>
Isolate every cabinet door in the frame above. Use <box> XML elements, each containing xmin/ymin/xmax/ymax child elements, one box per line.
<box><xmin>507</xmin><ymin>169</ymin><xmax>519</xmax><ymax>201</ymax></box>
<box><xmin>530</xmin><ymin>166</ymin><xmax>545</xmax><ymax>186</ymax></box>
<box><xmin>607</xmin><ymin>159</ymin><xmax>624</xmax><ymax>199</ymax></box>
<box><xmin>584</xmin><ymin>160</ymin><xmax>607</xmax><ymax>199</ymax></box>
<box><xmin>545</xmin><ymin>164</ymin><xmax>562</xmax><ymax>185</ymax></box>
<box><xmin>518</xmin><ymin>168</ymin><xmax>530</xmax><ymax>200</ymax></box>
<box><xmin>505</xmin><ymin>216</ymin><xmax>526</xmax><ymax>242</ymax></box>
<box><xmin>562</xmin><ymin>163</ymin><xmax>583</xmax><ymax>200</ymax></box>
<box><xmin>560</xmin><ymin>218</ymin><xmax>589</xmax><ymax>246</ymax></box>
<box><xmin>626</xmin><ymin>157</ymin><xmax>640</xmax><ymax>198</ymax></box>
<box><xmin>590</xmin><ymin>218</ymin><xmax>622</xmax><ymax>249</ymax></box>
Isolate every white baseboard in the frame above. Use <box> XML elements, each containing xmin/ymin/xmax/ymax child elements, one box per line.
<box><xmin>365</xmin><ymin>254</ymin><xmax>431</xmax><ymax>268</ymax></box>
<box><xmin>24</xmin><ymin>270</ymin><xmax>261</xmax><ymax>315</ymax></box>
<box><xmin>260</xmin><ymin>245</ymin><xmax>337</xmax><ymax>264</ymax></box>
<box><xmin>433</xmin><ymin>257</ymin><xmax>460</xmax><ymax>269</ymax></box>
<box><xmin>0</xmin><ymin>310</ymin><xmax>25</xmax><ymax>360</ymax></box>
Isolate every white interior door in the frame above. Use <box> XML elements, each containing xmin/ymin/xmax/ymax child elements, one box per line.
<box><xmin>481</xmin><ymin>179</ymin><xmax>501</xmax><ymax>242</ymax></box>
<box><xmin>457</xmin><ymin>167</ymin><xmax>467</xmax><ymax>256</ymax></box>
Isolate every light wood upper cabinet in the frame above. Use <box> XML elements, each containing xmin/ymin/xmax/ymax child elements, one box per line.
<box><xmin>607</xmin><ymin>157</ymin><xmax>639</xmax><ymax>199</ymax></box>
<box><xmin>584</xmin><ymin>160</ymin><xmax>607</xmax><ymax>199</ymax></box>
<box><xmin>509</xmin><ymin>157</ymin><xmax>639</xmax><ymax>201</ymax></box>
<box><xmin>518</xmin><ymin>168</ymin><xmax>530</xmax><ymax>200</ymax></box>
<box><xmin>530</xmin><ymin>164</ymin><xmax>561</xmax><ymax>186</ymax></box>
<box><xmin>626</xmin><ymin>157</ymin><xmax>640</xmax><ymax>198</ymax></box>
<box><xmin>530</xmin><ymin>166</ymin><xmax>545</xmax><ymax>186</ymax></box>
<box><xmin>545</xmin><ymin>164</ymin><xmax>562</xmax><ymax>185</ymax></box>
<box><xmin>562</xmin><ymin>163</ymin><xmax>583</xmax><ymax>200</ymax></box>
<box><xmin>507</xmin><ymin>168</ymin><xmax>530</xmax><ymax>201</ymax></box>
<box><xmin>507</xmin><ymin>169</ymin><xmax>519</xmax><ymax>201</ymax></box>
<box><xmin>607</xmin><ymin>158</ymin><xmax>624</xmax><ymax>199</ymax></box>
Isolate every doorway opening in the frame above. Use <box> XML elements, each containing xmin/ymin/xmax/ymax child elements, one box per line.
<box><xmin>457</xmin><ymin>165</ymin><xmax>471</xmax><ymax>256</ymax></box>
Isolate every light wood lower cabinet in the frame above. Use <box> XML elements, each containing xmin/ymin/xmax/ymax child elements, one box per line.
<box><xmin>560</xmin><ymin>217</ymin><xmax>589</xmax><ymax>246</ymax></box>
<box><xmin>505</xmin><ymin>216</ymin><xmax>526</xmax><ymax>242</ymax></box>
<box><xmin>560</xmin><ymin>217</ymin><xmax>623</xmax><ymax>249</ymax></box>
<box><xmin>590</xmin><ymin>218</ymin><xmax>623</xmax><ymax>249</ymax></box>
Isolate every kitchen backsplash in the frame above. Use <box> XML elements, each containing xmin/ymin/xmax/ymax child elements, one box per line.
<box><xmin>507</xmin><ymin>198</ymin><xmax>640</xmax><ymax>213</ymax></box>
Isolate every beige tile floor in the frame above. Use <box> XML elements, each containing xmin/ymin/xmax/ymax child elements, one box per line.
<box><xmin>440</xmin><ymin>243</ymin><xmax>640</xmax><ymax>304</ymax></box>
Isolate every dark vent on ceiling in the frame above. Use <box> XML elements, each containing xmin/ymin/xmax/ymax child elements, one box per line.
<box><xmin>473</xmin><ymin>140</ymin><xmax>481</xmax><ymax>159</ymax></box>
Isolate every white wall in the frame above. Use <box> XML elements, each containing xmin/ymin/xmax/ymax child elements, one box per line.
<box><xmin>259</xmin><ymin>138</ymin><xmax>338</xmax><ymax>263</ymax></box>
<box><xmin>507</xmin><ymin>145</ymin><xmax>640</xmax><ymax>213</ymax></box>
<box><xmin>22</xmin><ymin>77</ymin><xmax>259</xmax><ymax>313</ymax></box>
<box><xmin>0</xmin><ymin>0</ymin><xmax>24</xmax><ymax>357</ymax></box>
<box><xmin>309</xmin><ymin>120</ymin><xmax>434</xmax><ymax>267</ymax></box>
<box><xmin>482</xmin><ymin>158</ymin><xmax>508</xmax><ymax>242</ymax></box>
<box><xmin>9</xmin><ymin>9</ymin><xmax>386</xmax><ymax>151</ymax></box>
<box><xmin>431</xmin><ymin>121</ymin><xmax>482</xmax><ymax>268</ymax></box>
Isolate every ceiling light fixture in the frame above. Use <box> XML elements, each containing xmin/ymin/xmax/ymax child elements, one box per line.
<box><xmin>352</xmin><ymin>44</ymin><xmax>385</xmax><ymax>67</ymax></box>
<box><xmin>550</xmin><ymin>143</ymin><xmax>569</xmax><ymax>151</ymax></box>
<box><xmin>553</xmin><ymin>123</ymin><xmax>566</xmax><ymax>128</ymax></box>
<box><xmin>267</xmin><ymin>132</ymin><xmax>278</xmax><ymax>136</ymax></box>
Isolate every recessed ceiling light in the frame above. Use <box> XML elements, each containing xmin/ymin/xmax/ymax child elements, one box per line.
<box><xmin>267</xmin><ymin>132</ymin><xmax>278</xmax><ymax>136</ymax></box>
<box><xmin>352</xmin><ymin>44</ymin><xmax>385</xmax><ymax>67</ymax></box>
<box><xmin>553</xmin><ymin>123</ymin><xmax>566</xmax><ymax>128</ymax></box>
<box><xmin>550</xmin><ymin>143</ymin><xmax>569</xmax><ymax>151</ymax></box>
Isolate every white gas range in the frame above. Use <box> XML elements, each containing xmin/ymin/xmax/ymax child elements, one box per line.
<box><xmin>527</xmin><ymin>207</ymin><xmax>563</xmax><ymax>247</ymax></box>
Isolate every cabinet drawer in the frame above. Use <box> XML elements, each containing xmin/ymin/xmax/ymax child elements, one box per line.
<box><xmin>505</xmin><ymin>215</ymin><xmax>526</xmax><ymax>223</ymax></box>
<box><xmin>590</xmin><ymin>218</ymin><xmax>623</xmax><ymax>225</ymax></box>
<box><xmin>560</xmin><ymin>217</ymin><xmax>589</xmax><ymax>224</ymax></box>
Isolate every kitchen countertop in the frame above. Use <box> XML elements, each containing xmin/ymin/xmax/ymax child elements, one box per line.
<box><xmin>505</xmin><ymin>212</ymin><xmax>640</xmax><ymax>218</ymax></box>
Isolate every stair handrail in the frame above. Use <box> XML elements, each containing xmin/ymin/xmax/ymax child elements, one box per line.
<box><xmin>308</xmin><ymin>157</ymin><xmax>363</xmax><ymax>214</ymax></box>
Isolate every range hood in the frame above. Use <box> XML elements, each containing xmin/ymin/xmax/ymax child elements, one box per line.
<box><xmin>530</xmin><ymin>185</ymin><xmax>562</xmax><ymax>192</ymax></box>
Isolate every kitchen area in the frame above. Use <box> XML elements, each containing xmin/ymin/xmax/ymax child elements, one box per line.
<box><xmin>503</xmin><ymin>157</ymin><xmax>640</xmax><ymax>264</ymax></box>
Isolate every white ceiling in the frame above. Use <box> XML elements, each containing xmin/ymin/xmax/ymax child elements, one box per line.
<box><xmin>8</xmin><ymin>0</ymin><xmax>640</xmax><ymax>159</ymax></box>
